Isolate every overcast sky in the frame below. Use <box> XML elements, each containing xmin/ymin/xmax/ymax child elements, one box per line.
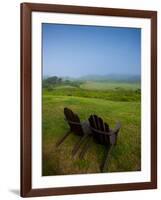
<box><xmin>42</xmin><ymin>23</ymin><xmax>141</xmax><ymax>78</ymax></box>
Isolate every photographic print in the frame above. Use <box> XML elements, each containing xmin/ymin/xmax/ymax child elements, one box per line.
<box><xmin>42</xmin><ymin>24</ymin><xmax>141</xmax><ymax>176</ymax></box>
<box><xmin>21</xmin><ymin>3</ymin><xmax>157</xmax><ymax>197</ymax></box>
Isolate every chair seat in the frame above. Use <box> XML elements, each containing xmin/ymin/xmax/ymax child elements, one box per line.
<box><xmin>81</xmin><ymin>120</ymin><xmax>92</xmax><ymax>136</ymax></box>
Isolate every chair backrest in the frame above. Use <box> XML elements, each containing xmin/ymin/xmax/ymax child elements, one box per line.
<box><xmin>88</xmin><ymin>115</ymin><xmax>111</xmax><ymax>145</ymax></box>
<box><xmin>64</xmin><ymin>107</ymin><xmax>84</xmax><ymax>136</ymax></box>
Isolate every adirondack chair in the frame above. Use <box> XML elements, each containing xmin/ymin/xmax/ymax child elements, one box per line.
<box><xmin>56</xmin><ymin>107</ymin><xmax>91</xmax><ymax>156</ymax></box>
<box><xmin>88</xmin><ymin>115</ymin><xmax>121</xmax><ymax>172</ymax></box>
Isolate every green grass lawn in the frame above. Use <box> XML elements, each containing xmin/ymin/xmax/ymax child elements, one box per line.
<box><xmin>80</xmin><ymin>81</ymin><xmax>140</xmax><ymax>90</ymax></box>
<box><xmin>44</xmin><ymin>87</ymin><xmax>141</xmax><ymax>102</ymax></box>
<box><xmin>42</xmin><ymin>89</ymin><xmax>141</xmax><ymax>176</ymax></box>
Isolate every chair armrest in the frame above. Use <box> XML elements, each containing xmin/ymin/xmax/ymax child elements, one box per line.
<box><xmin>90</xmin><ymin>127</ymin><xmax>114</xmax><ymax>136</ymax></box>
<box><xmin>113</xmin><ymin>121</ymin><xmax>121</xmax><ymax>133</ymax></box>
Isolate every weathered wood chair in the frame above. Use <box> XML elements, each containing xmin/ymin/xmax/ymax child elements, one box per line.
<box><xmin>56</xmin><ymin>107</ymin><xmax>91</xmax><ymax>156</ymax></box>
<box><xmin>88</xmin><ymin>115</ymin><xmax>121</xmax><ymax>172</ymax></box>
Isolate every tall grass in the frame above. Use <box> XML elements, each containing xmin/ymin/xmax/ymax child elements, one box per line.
<box><xmin>42</xmin><ymin>82</ymin><xmax>141</xmax><ymax>176</ymax></box>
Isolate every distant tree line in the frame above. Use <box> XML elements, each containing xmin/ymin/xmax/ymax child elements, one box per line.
<box><xmin>42</xmin><ymin>76</ymin><xmax>82</xmax><ymax>89</ymax></box>
<box><xmin>42</xmin><ymin>76</ymin><xmax>62</xmax><ymax>89</ymax></box>
<box><xmin>43</xmin><ymin>76</ymin><xmax>62</xmax><ymax>84</ymax></box>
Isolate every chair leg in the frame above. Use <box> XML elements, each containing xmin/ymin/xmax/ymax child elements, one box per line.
<box><xmin>100</xmin><ymin>145</ymin><xmax>113</xmax><ymax>172</ymax></box>
<box><xmin>72</xmin><ymin>134</ymin><xmax>89</xmax><ymax>157</ymax></box>
<box><xmin>55</xmin><ymin>130</ymin><xmax>71</xmax><ymax>147</ymax></box>
<box><xmin>79</xmin><ymin>136</ymin><xmax>92</xmax><ymax>159</ymax></box>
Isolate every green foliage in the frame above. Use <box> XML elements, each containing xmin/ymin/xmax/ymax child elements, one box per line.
<box><xmin>42</xmin><ymin>80</ymin><xmax>141</xmax><ymax>175</ymax></box>
<box><xmin>80</xmin><ymin>81</ymin><xmax>140</xmax><ymax>90</ymax></box>
<box><xmin>43</xmin><ymin>77</ymin><xmax>84</xmax><ymax>90</ymax></box>
<box><xmin>43</xmin><ymin>87</ymin><xmax>140</xmax><ymax>102</ymax></box>
<box><xmin>43</xmin><ymin>76</ymin><xmax>62</xmax><ymax>88</ymax></box>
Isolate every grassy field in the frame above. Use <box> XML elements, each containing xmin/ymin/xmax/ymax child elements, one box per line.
<box><xmin>80</xmin><ymin>81</ymin><xmax>140</xmax><ymax>90</ymax></box>
<box><xmin>42</xmin><ymin>80</ymin><xmax>141</xmax><ymax>176</ymax></box>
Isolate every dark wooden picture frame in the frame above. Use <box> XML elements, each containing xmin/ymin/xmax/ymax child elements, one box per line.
<box><xmin>21</xmin><ymin>2</ymin><xmax>157</xmax><ymax>197</ymax></box>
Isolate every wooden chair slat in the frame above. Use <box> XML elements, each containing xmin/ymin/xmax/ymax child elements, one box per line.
<box><xmin>104</xmin><ymin>122</ymin><xmax>110</xmax><ymax>132</ymax></box>
<box><xmin>74</xmin><ymin>113</ymin><xmax>80</xmax><ymax>123</ymax></box>
<box><xmin>89</xmin><ymin>115</ymin><xmax>95</xmax><ymax>129</ymax></box>
<box><xmin>93</xmin><ymin>115</ymin><xmax>99</xmax><ymax>129</ymax></box>
<box><xmin>68</xmin><ymin>109</ymin><xmax>75</xmax><ymax>121</ymax></box>
<box><xmin>64</xmin><ymin>107</ymin><xmax>71</xmax><ymax>121</ymax></box>
<box><xmin>64</xmin><ymin>107</ymin><xmax>68</xmax><ymax>117</ymax></box>
<box><xmin>98</xmin><ymin>117</ymin><xmax>105</xmax><ymax>131</ymax></box>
